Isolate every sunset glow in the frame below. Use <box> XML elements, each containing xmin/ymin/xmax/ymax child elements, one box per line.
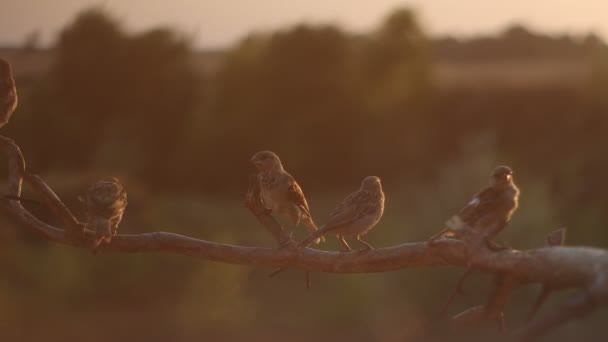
<box><xmin>2</xmin><ymin>0</ymin><xmax>608</xmax><ymax>48</ymax></box>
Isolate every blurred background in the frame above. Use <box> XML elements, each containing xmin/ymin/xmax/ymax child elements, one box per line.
<box><xmin>1</xmin><ymin>1</ymin><xmax>608</xmax><ymax>341</ymax></box>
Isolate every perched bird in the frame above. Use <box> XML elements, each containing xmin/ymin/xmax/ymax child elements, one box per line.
<box><xmin>0</xmin><ymin>58</ymin><xmax>18</xmax><ymax>129</ymax></box>
<box><xmin>299</xmin><ymin>176</ymin><xmax>385</xmax><ymax>250</ymax></box>
<box><xmin>251</xmin><ymin>151</ymin><xmax>324</xmax><ymax>243</ymax></box>
<box><xmin>431</xmin><ymin>166</ymin><xmax>519</xmax><ymax>319</ymax></box>
<box><xmin>428</xmin><ymin>165</ymin><xmax>520</xmax><ymax>245</ymax></box>
<box><xmin>269</xmin><ymin>176</ymin><xmax>385</xmax><ymax>278</ymax></box>
<box><xmin>85</xmin><ymin>177</ymin><xmax>128</xmax><ymax>251</ymax></box>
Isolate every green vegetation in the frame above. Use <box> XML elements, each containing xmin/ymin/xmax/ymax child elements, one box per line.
<box><xmin>1</xmin><ymin>5</ymin><xmax>608</xmax><ymax>341</ymax></box>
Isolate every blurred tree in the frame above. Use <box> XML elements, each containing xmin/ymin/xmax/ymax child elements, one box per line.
<box><xmin>28</xmin><ymin>7</ymin><xmax>204</xmax><ymax>189</ymax></box>
<box><xmin>589</xmin><ymin>45</ymin><xmax>608</xmax><ymax>101</ymax></box>
<box><xmin>357</xmin><ymin>8</ymin><xmax>432</xmax><ymax>179</ymax></box>
<box><xmin>21</xmin><ymin>30</ymin><xmax>41</xmax><ymax>53</ymax></box>
<box><xmin>209</xmin><ymin>9</ymin><xmax>433</xmax><ymax>191</ymax></box>
<box><xmin>44</xmin><ymin>7</ymin><xmax>126</xmax><ymax>167</ymax></box>
<box><xmin>211</xmin><ymin>25</ymin><xmax>366</xmax><ymax>189</ymax></box>
<box><xmin>362</xmin><ymin>7</ymin><xmax>430</xmax><ymax>114</ymax></box>
<box><xmin>434</xmin><ymin>23</ymin><xmax>602</xmax><ymax>62</ymax></box>
<box><xmin>502</xmin><ymin>24</ymin><xmax>535</xmax><ymax>40</ymax></box>
<box><xmin>116</xmin><ymin>28</ymin><xmax>204</xmax><ymax>186</ymax></box>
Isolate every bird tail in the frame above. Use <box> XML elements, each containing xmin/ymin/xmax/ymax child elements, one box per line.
<box><xmin>92</xmin><ymin>217</ymin><xmax>112</xmax><ymax>252</ymax></box>
<box><xmin>302</xmin><ymin>219</ymin><xmax>325</xmax><ymax>244</ymax></box>
<box><xmin>269</xmin><ymin>223</ymin><xmax>325</xmax><ymax>278</ymax></box>
<box><xmin>298</xmin><ymin>228</ymin><xmax>326</xmax><ymax>248</ymax></box>
<box><xmin>269</xmin><ymin>229</ymin><xmax>323</xmax><ymax>278</ymax></box>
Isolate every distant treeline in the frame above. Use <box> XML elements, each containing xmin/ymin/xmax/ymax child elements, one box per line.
<box><xmin>1</xmin><ymin>7</ymin><xmax>607</xmax><ymax>228</ymax></box>
<box><xmin>433</xmin><ymin>24</ymin><xmax>607</xmax><ymax>62</ymax></box>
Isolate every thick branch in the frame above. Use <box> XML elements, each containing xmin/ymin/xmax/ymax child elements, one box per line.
<box><xmin>3</xmin><ymin>135</ymin><xmax>608</xmax><ymax>341</ymax></box>
<box><xmin>1</xmin><ymin>196</ymin><xmax>456</xmax><ymax>271</ymax></box>
<box><xmin>2</xmin><ymin>135</ymin><xmax>608</xmax><ymax>279</ymax></box>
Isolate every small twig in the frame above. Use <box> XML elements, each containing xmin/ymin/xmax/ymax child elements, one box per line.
<box><xmin>449</xmin><ymin>273</ymin><xmax>520</xmax><ymax>332</ymax></box>
<box><xmin>520</xmin><ymin>293</ymin><xmax>596</xmax><ymax>342</ymax></box>
<box><xmin>546</xmin><ymin>228</ymin><xmax>567</xmax><ymax>247</ymax></box>
<box><xmin>1</xmin><ymin>135</ymin><xmax>84</xmax><ymax>240</ymax></box>
<box><xmin>525</xmin><ymin>286</ymin><xmax>552</xmax><ymax>324</ymax></box>
<box><xmin>24</xmin><ymin>173</ymin><xmax>84</xmax><ymax>239</ymax></box>
<box><xmin>525</xmin><ymin>228</ymin><xmax>566</xmax><ymax>324</ymax></box>
<box><xmin>484</xmin><ymin>273</ymin><xmax>520</xmax><ymax>330</ymax></box>
<box><xmin>3</xmin><ymin>195</ymin><xmax>44</xmax><ymax>205</ymax></box>
<box><xmin>1</xmin><ymin>135</ymin><xmax>25</xmax><ymax>198</ymax></box>
<box><xmin>438</xmin><ymin>268</ymin><xmax>474</xmax><ymax>318</ymax></box>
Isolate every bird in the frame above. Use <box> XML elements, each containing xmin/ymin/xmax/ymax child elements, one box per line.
<box><xmin>250</xmin><ymin>150</ymin><xmax>324</xmax><ymax>243</ymax></box>
<box><xmin>298</xmin><ymin>176</ymin><xmax>385</xmax><ymax>250</ymax></box>
<box><xmin>0</xmin><ymin>58</ymin><xmax>18</xmax><ymax>129</ymax></box>
<box><xmin>431</xmin><ymin>166</ymin><xmax>519</xmax><ymax>318</ymax></box>
<box><xmin>268</xmin><ymin>176</ymin><xmax>385</xmax><ymax>278</ymax></box>
<box><xmin>428</xmin><ymin>165</ymin><xmax>520</xmax><ymax>246</ymax></box>
<box><xmin>85</xmin><ymin>177</ymin><xmax>128</xmax><ymax>251</ymax></box>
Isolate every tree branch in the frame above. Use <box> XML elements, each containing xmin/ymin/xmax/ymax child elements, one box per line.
<box><xmin>520</xmin><ymin>293</ymin><xmax>597</xmax><ymax>341</ymax></box>
<box><xmin>2</xmin><ymin>134</ymin><xmax>608</xmax><ymax>341</ymax></box>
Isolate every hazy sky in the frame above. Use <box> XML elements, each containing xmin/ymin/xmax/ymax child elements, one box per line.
<box><xmin>2</xmin><ymin>0</ymin><xmax>607</xmax><ymax>49</ymax></box>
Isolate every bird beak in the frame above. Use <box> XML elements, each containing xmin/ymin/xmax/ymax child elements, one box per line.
<box><xmin>506</xmin><ymin>174</ymin><xmax>512</xmax><ymax>181</ymax></box>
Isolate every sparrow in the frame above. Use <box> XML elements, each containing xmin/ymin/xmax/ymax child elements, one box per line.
<box><xmin>85</xmin><ymin>177</ymin><xmax>128</xmax><ymax>251</ymax></box>
<box><xmin>250</xmin><ymin>151</ymin><xmax>324</xmax><ymax>243</ymax></box>
<box><xmin>0</xmin><ymin>58</ymin><xmax>18</xmax><ymax>129</ymax></box>
<box><xmin>431</xmin><ymin>167</ymin><xmax>519</xmax><ymax>318</ymax></box>
<box><xmin>428</xmin><ymin>165</ymin><xmax>520</xmax><ymax>245</ymax></box>
<box><xmin>268</xmin><ymin>176</ymin><xmax>384</xmax><ymax>278</ymax></box>
<box><xmin>299</xmin><ymin>176</ymin><xmax>385</xmax><ymax>250</ymax></box>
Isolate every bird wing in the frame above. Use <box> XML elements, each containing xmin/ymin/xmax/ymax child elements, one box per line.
<box><xmin>285</xmin><ymin>175</ymin><xmax>312</xmax><ymax>217</ymax></box>
<box><xmin>458</xmin><ymin>186</ymin><xmax>502</xmax><ymax>227</ymax></box>
<box><xmin>322</xmin><ymin>191</ymin><xmax>374</xmax><ymax>232</ymax></box>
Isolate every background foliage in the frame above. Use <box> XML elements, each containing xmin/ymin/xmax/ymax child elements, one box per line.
<box><xmin>1</xmin><ymin>6</ymin><xmax>608</xmax><ymax>341</ymax></box>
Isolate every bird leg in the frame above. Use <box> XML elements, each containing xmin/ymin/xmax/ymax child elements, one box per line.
<box><xmin>338</xmin><ymin>236</ymin><xmax>352</xmax><ymax>251</ymax></box>
<box><xmin>355</xmin><ymin>235</ymin><xmax>374</xmax><ymax>250</ymax></box>
<box><xmin>305</xmin><ymin>271</ymin><xmax>311</xmax><ymax>291</ymax></box>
